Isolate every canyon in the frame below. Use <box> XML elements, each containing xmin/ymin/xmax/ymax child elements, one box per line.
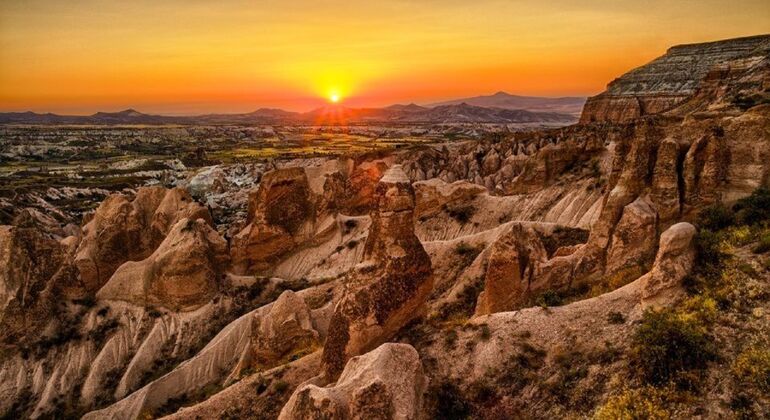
<box><xmin>0</xmin><ymin>34</ymin><xmax>769</xmax><ymax>419</ymax></box>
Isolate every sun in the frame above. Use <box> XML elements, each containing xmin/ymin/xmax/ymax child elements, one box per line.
<box><xmin>329</xmin><ymin>93</ymin><xmax>340</xmax><ymax>103</ymax></box>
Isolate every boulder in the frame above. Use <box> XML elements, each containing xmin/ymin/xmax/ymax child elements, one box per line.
<box><xmin>97</xmin><ymin>218</ymin><xmax>228</xmax><ymax>311</ymax></box>
<box><xmin>280</xmin><ymin>343</ymin><xmax>427</xmax><ymax>420</ymax></box>
<box><xmin>321</xmin><ymin>165</ymin><xmax>433</xmax><ymax>380</ymax></box>
<box><xmin>253</xmin><ymin>290</ymin><xmax>320</xmax><ymax>366</ymax></box>
<box><xmin>74</xmin><ymin>187</ymin><xmax>211</xmax><ymax>293</ymax></box>
<box><xmin>640</xmin><ymin>222</ymin><xmax>697</xmax><ymax>308</ymax></box>
<box><xmin>230</xmin><ymin>167</ymin><xmax>315</xmax><ymax>274</ymax></box>
<box><xmin>475</xmin><ymin>223</ymin><xmax>548</xmax><ymax>315</ymax></box>
<box><xmin>604</xmin><ymin>196</ymin><xmax>658</xmax><ymax>279</ymax></box>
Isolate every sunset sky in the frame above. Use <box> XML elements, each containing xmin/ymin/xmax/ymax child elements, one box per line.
<box><xmin>1</xmin><ymin>0</ymin><xmax>768</xmax><ymax>114</ymax></box>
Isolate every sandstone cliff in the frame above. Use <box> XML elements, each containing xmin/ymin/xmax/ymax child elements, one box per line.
<box><xmin>581</xmin><ymin>34</ymin><xmax>770</xmax><ymax>123</ymax></box>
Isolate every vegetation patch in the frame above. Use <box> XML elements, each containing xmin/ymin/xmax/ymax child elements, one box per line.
<box><xmin>435</xmin><ymin>277</ymin><xmax>485</xmax><ymax>321</ymax></box>
<box><xmin>732</xmin><ymin>346</ymin><xmax>770</xmax><ymax>392</ymax></box>
<box><xmin>454</xmin><ymin>242</ymin><xmax>483</xmax><ymax>262</ymax></box>
<box><xmin>443</xmin><ymin>203</ymin><xmax>476</xmax><ymax>224</ymax></box>
<box><xmin>630</xmin><ymin>308</ymin><xmax>716</xmax><ymax>390</ymax></box>
<box><xmin>539</xmin><ymin>226</ymin><xmax>589</xmax><ymax>258</ymax></box>
<box><xmin>594</xmin><ymin>386</ymin><xmax>671</xmax><ymax>420</ymax></box>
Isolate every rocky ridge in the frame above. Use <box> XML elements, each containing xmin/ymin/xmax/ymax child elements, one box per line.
<box><xmin>0</xmin><ymin>35</ymin><xmax>768</xmax><ymax>419</ymax></box>
<box><xmin>581</xmin><ymin>34</ymin><xmax>770</xmax><ymax>123</ymax></box>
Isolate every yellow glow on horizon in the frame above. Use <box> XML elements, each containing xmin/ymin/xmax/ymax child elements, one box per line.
<box><xmin>330</xmin><ymin>93</ymin><xmax>340</xmax><ymax>103</ymax></box>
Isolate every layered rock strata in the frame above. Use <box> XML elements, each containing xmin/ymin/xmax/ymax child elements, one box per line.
<box><xmin>581</xmin><ymin>35</ymin><xmax>770</xmax><ymax>123</ymax></box>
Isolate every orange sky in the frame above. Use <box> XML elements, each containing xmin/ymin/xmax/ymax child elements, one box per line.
<box><xmin>1</xmin><ymin>0</ymin><xmax>768</xmax><ymax>114</ymax></box>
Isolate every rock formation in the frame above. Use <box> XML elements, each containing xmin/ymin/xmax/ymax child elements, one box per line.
<box><xmin>280</xmin><ymin>343</ymin><xmax>427</xmax><ymax>420</ymax></box>
<box><xmin>74</xmin><ymin>187</ymin><xmax>211</xmax><ymax>293</ymax></box>
<box><xmin>474</xmin><ymin>223</ymin><xmax>548</xmax><ymax>315</ymax></box>
<box><xmin>0</xmin><ymin>211</ymin><xmax>66</xmax><ymax>343</ymax></box>
<box><xmin>581</xmin><ymin>35</ymin><xmax>770</xmax><ymax>123</ymax></box>
<box><xmin>252</xmin><ymin>290</ymin><xmax>320</xmax><ymax>366</ymax></box>
<box><xmin>1</xmin><ymin>34</ymin><xmax>769</xmax><ymax>420</ymax></box>
<box><xmin>640</xmin><ymin>222</ymin><xmax>697</xmax><ymax>307</ymax></box>
<box><xmin>230</xmin><ymin>167</ymin><xmax>315</xmax><ymax>274</ymax></box>
<box><xmin>321</xmin><ymin>165</ymin><xmax>433</xmax><ymax>380</ymax></box>
<box><xmin>97</xmin><ymin>218</ymin><xmax>228</xmax><ymax>310</ymax></box>
<box><xmin>604</xmin><ymin>196</ymin><xmax>659</xmax><ymax>279</ymax></box>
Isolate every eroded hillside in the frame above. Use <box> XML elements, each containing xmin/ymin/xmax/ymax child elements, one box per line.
<box><xmin>1</xmin><ymin>35</ymin><xmax>769</xmax><ymax>419</ymax></box>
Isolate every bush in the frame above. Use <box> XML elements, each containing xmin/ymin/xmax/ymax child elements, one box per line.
<box><xmin>630</xmin><ymin>309</ymin><xmax>717</xmax><ymax>389</ymax></box>
<box><xmin>751</xmin><ymin>232</ymin><xmax>770</xmax><ymax>254</ymax></box>
<box><xmin>695</xmin><ymin>230</ymin><xmax>728</xmax><ymax>271</ymax></box>
<box><xmin>607</xmin><ymin>311</ymin><xmax>626</xmax><ymax>324</ymax></box>
<box><xmin>455</xmin><ymin>242</ymin><xmax>482</xmax><ymax>261</ymax></box>
<box><xmin>732</xmin><ymin>347</ymin><xmax>770</xmax><ymax>392</ymax></box>
<box><xmin>437</xmin><ymin>278</ymin><xmax>485</xmax><ymax>321</ymax></box>
<box><xmin>536</xmin><ymin>290</ymin><xmax>563</xmax><ymax>308</ymax></box>
<box><xmin>733</xmin><ymin>187</ymin><xmax>770</xmax><ymax>226</ymax></box>
<box><xmin>445</xmin><ymin>204</ymin><xmax>476</xmax><ymax>224</ymax></box>
<box><xmin>595</xmin><ymin>386</ymin><xmax>670</xmax><ymax>420</ymax></box>
<box><xmin>696</xmin><ymin>204</ymin><xmax>735</xmax><ymax>231</ymax></box>
<box><xmin>430</xmin><ymin>382</ymin><xmax>471</xmax><ymax>420</ymax></box>
<box><xmin>273</xmin><ymin>380</ymin><xmax>290</xmax><ymax>394</ymax></box>
<box><xmin>72</xmin><ymin>296</ymin><xmax>97</xmax><ymax>308</ymax></box>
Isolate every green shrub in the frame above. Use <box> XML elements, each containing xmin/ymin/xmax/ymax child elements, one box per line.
<box><xmin>444</xmin><ymin>329</ymin><xmax>459</xmax><ymax>349</ymax></box>
<box><xmin>732</xmin><ymin>347</ymin><xmax>770</xmax><ymax>392</ymax></box>
<box><xmin>273</xmin><ymin>380</ymin><xmax>290</xmax><ymax>393</ymax></box>
<box><xmin>695</xmin><ymin>230</ymin><xmax>728</xmax><ymax>270</ymax></box>
<box><xmin>751</xmin><ymin>232</ymin><xmax>770</xmax><ymax>254</ymax></box>
<box><xmin>696</xmin><ymin>204</ymin><xmax>735</xmax><ymax>231</ymax></box>
<box><xmin>607</xmin><ymin>311</ymin><xmax>625</xmax><ymax>324</ymax></box>
<box><xmin>733</xmin><ymin>187</ymin><xmax>770</xmax><ymax>226</ymax></box>
<box><xmin>536</xmin><ymin>290</ymin><xmax>563</xmax><ymax>308</ymax></box>
<box><xmin>630</xmin><ymin>309</ymin><xmax>716</xmax><ymax>389</ymax></box>
<box><xmin>445</xmin><ymin>204</ymin><xmax>476</xmax><ymax>224</ymax></box>
<box><xmin>437</xmin><ymin>278</ymin><xmax>485</xmax><ymax>320</ymax></box>
<box><xmin>479</xmin><ymin>324</ymin><xmax>491</xmax><ymax>341</ymax></box>
<box><xmin>594</xmin><ymin>386</ymin><xmax>670</xmax><ymax>420</ymax></box>
<box><xmin>455</xmin><ymin>242</ymin><xmax>482</xmax><ymax>259</ymax></box>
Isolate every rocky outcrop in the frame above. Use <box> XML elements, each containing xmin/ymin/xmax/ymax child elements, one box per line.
<box><xmin>581</xmin><ymin>35</ymin><xmax>770</xmax><ymax>123</ymax></box>
<box><xmin>474</xmin><ymin>224</ymin><xmax>549</xmax><ymax>315</ymax></box>
<box><xmin>280</xmin><ymin>343</ymin><xmax>427</xmax><ymax>420</ymax></box>
<box><xmin>74</xmin><ymin>187</ymin><xmax>211</xmax><ymax>293</ymax></box>
<box><xmin>252</xmin><ymin>290</ymin><xmax>320</xmax><ymax>366</ymax></box>
<box><xmin>400</xmin><ymin>124</ymin><xmax>608</xmax><ymax>196</ymax></box>
<box><xmin>321</xmin><ymin>165</ymin><xmax>433</xmax><ymax>380</ymax></box>
<box><xmin>604</xmin><ymin>196</ymin><xmax>659</xmax><ymax>279</ymax></box>
<box><xmin>230</xmin><ymin>167</ymin><xmax>315</xmax><ymax>274</ymax></box>
<box><xmin>97</xmin><ymin>218</ymin><xmax>228</xmax><ymax>311</ymax></box>
<box><xmin>0</xmin><ymin>211</ymin><xmax>67</xmax><ymax>343</ymax></box>
<box><xmin>640</xmin><ymin>222</ymin><xmax>697</xmax><ymax>308</ymax></box>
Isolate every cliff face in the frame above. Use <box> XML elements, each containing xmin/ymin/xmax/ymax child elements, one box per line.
<box><xmin>581</xmin><ymin>34</ymin><xmax>770</xmax><ymax>123</ymax></box>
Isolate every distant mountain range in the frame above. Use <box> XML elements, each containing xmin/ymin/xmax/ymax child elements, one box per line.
<box><xmin>0</xmin><ymin>93</ymin><xmax>584</xmax><ymax>125</ymax></box>
<box><xmin>429</xmin><ymin>92</ymin><xmax>586</xmax><ymax>116</ymax></box>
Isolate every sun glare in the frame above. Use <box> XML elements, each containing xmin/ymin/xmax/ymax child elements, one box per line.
<box><xmin>329</xmin><ymin>93</ymin><xmax>340</xmax><ymax>103</ymax></box>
